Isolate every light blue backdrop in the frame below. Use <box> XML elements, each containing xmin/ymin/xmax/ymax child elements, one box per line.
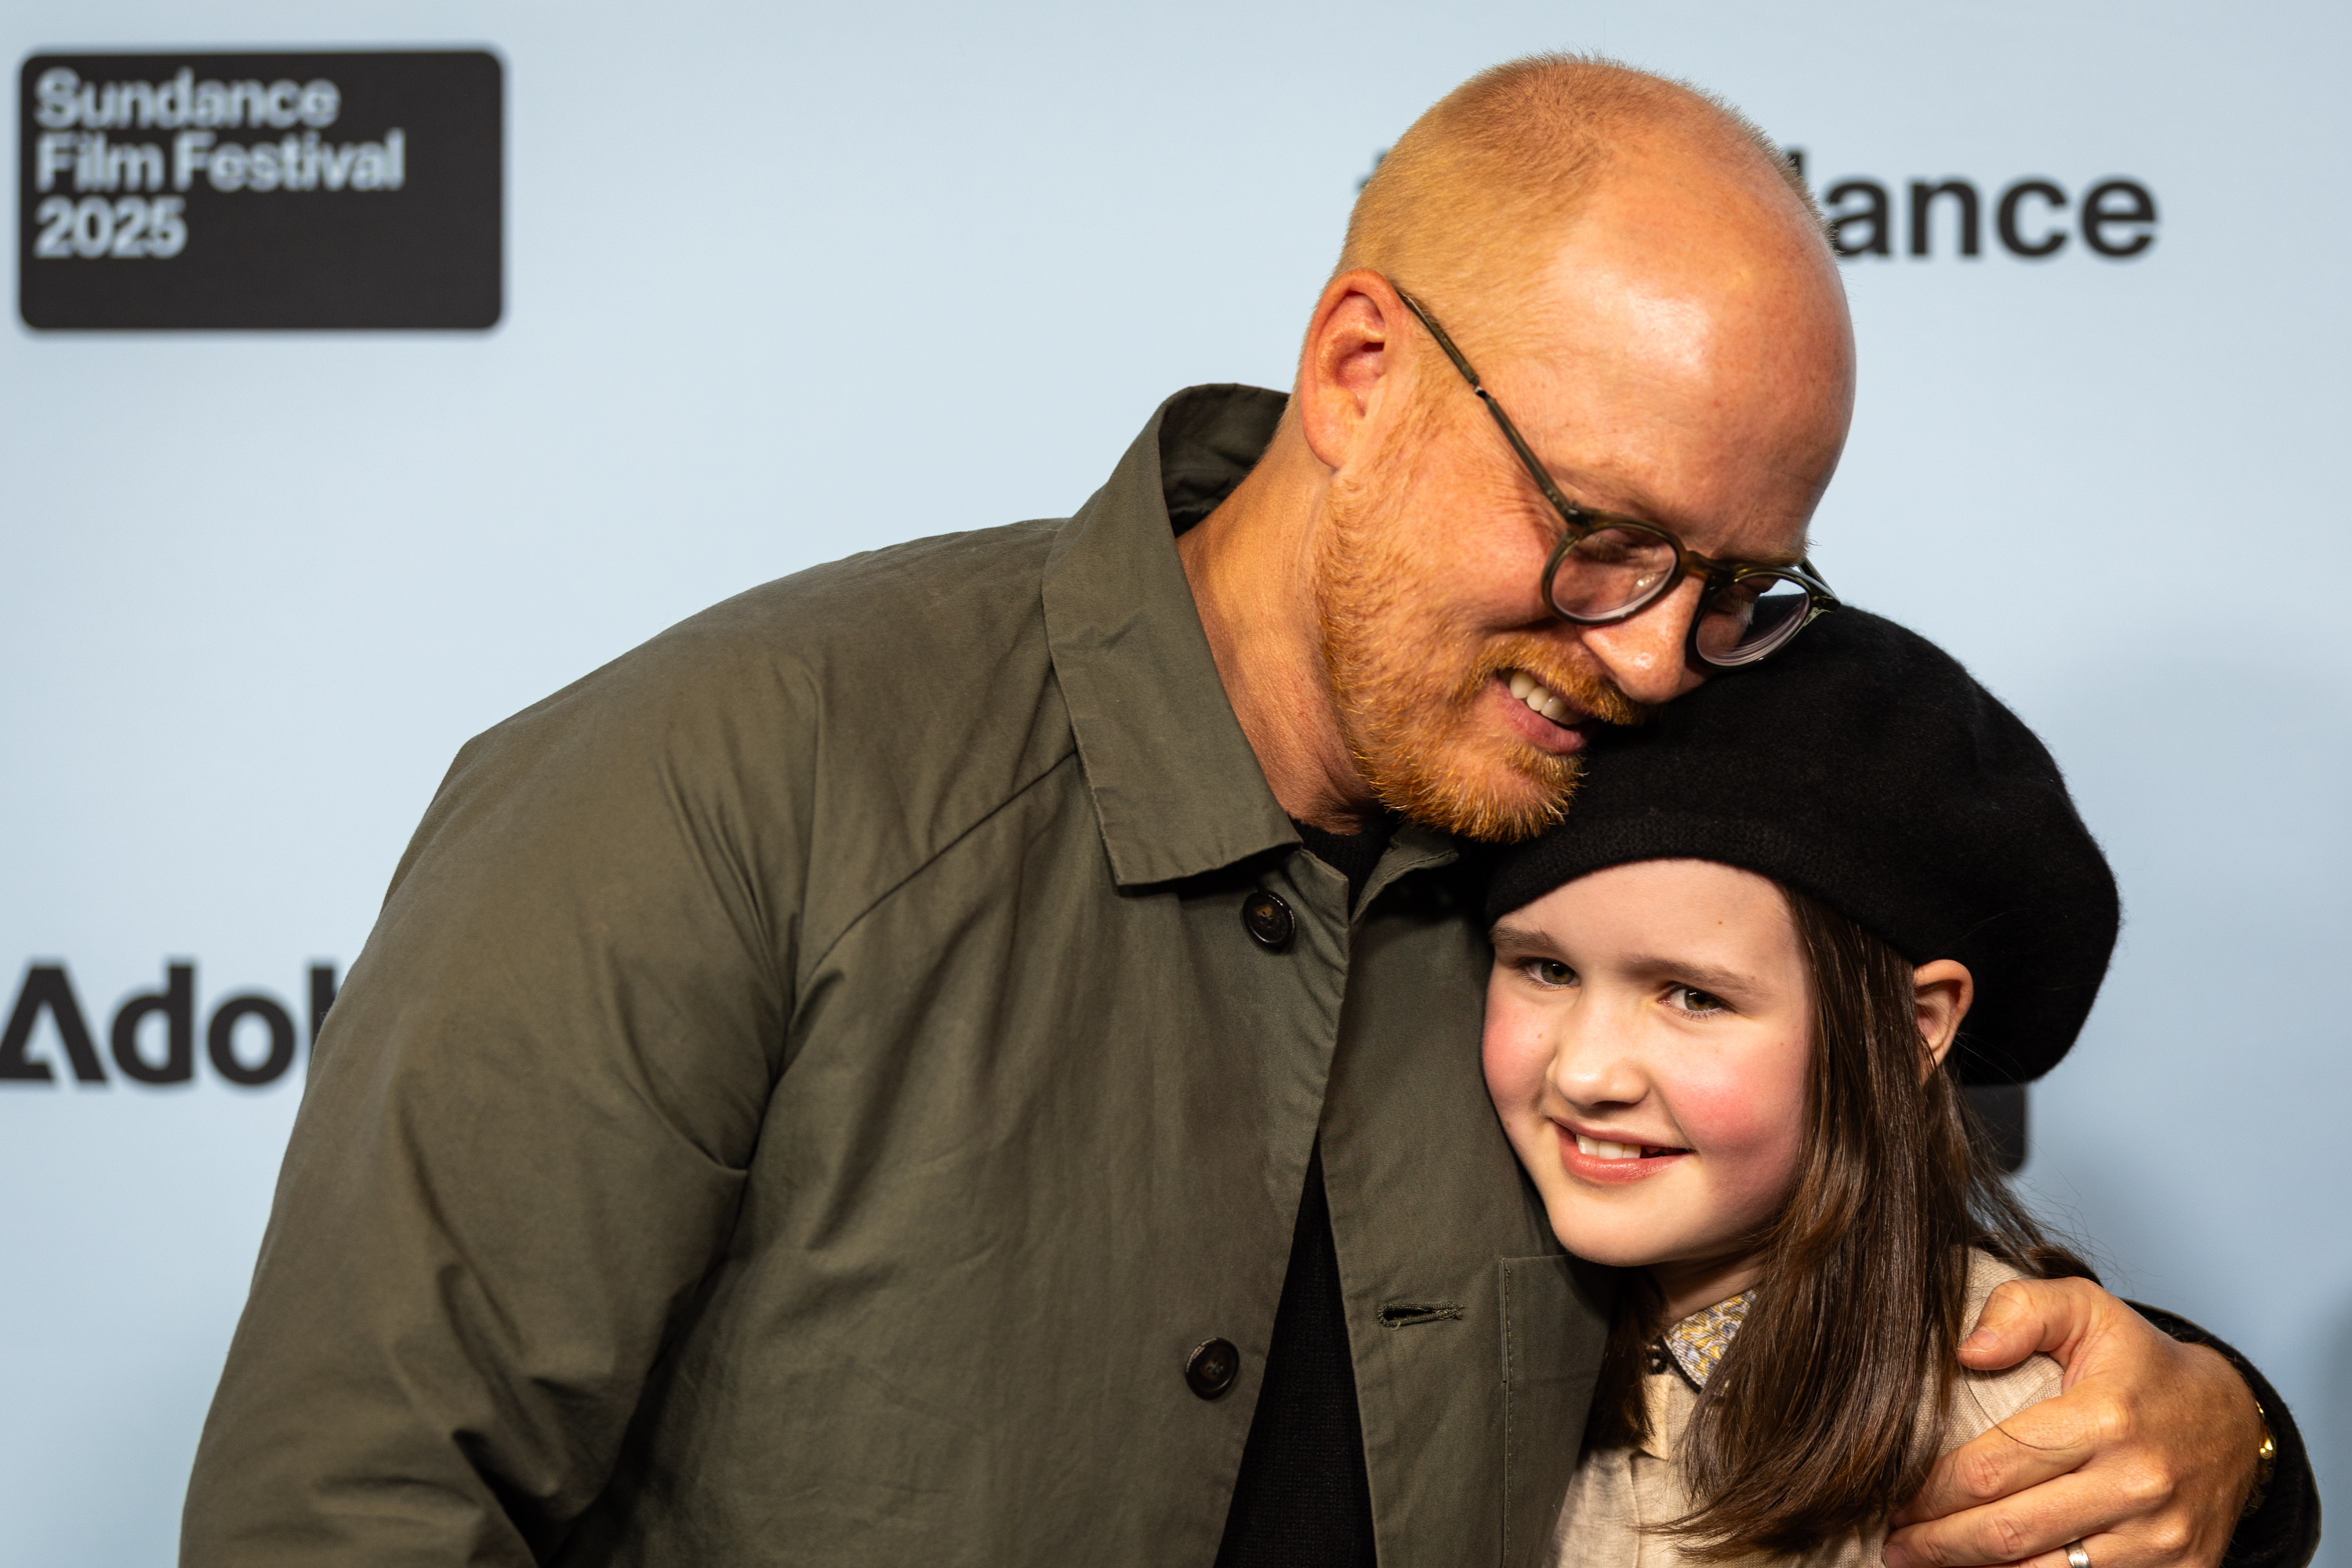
<box><xmin>3</xmin><ymin>2</ymin><xmax>2345</xmax><ymax>1563</ymax></box>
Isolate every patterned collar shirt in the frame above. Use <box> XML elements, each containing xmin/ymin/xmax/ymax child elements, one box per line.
<box><xmin>1660</xmin><ymin>1290</ymin><xmax>1755</xmax><ymax>1389</ymax></box>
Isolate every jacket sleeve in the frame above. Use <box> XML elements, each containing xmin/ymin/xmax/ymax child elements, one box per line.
<box><xmin>2128</xmin><ymin>1304</ymin><xmax>2322</xmax><ymax>1568</ymax></box>
<box><xmin>181</xmin><ymin>622</ymin><xmax>815</xmax><ymax>1566</ymax></box>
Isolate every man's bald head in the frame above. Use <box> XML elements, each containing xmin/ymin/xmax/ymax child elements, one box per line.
<box><xmin>1183</xmin><ymin>55</ymin><xmax>1857</xmax><ymax>840</ymax></box>
<box><xmin>1340</xmin><ymin>54</ymin><xmax>1828</xmax><ymax>339</ymax></box>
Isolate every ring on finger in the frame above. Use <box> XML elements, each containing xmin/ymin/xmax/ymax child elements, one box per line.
<box><xmin>2064</xmin><ymin>1540</ymin><xmax>2092</xmax><ymax>1568</ymax></box>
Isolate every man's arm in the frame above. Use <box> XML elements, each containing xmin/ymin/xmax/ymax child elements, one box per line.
<box><xmin>180</xmin><ymin>625</ymin><xmax>811</xmax><ymax>1566</ymax></box>
<box><xmin>1883</xmin><ymin>1277</ymin><xmax>2320</xmax><ymax>1568</ymax></box>
<box><xmin>2130</xmin><ymin>1304</ymin><xmax>2321</xmax><ymax>1568</ymax></box>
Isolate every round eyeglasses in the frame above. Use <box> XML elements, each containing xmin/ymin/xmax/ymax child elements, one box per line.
<box><xmin>1541</xmin><ymin>524</ymin><xmax>1831</xmax><ymax>668</ymax></box>
<box><xmin>1396</xmin><ymin>287</ymin><xmax>1838</xmax><ymax>669</ymax></box>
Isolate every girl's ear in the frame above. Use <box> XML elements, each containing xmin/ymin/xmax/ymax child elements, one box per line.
<box><xmin>1911</xmin><ymin>960</ymin><xmax>1974</xmax><ymax>1073</ymax></box>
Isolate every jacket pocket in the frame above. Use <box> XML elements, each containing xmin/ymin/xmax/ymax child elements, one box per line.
<box><xmin>1499</xmin><ymin>1254</ymin><xmax>1613</xmax><ymax>1568</ymax></box>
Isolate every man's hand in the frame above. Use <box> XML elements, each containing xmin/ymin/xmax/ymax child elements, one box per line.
<box><xmin>1883</xmin><ymin>1276</ymin><xmax>2262</xmax><ymax>1568</ymax></box>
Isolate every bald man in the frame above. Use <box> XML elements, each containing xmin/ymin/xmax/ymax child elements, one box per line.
<box><xmin>184</xmin><ymin>56</ymin><xmax>2314</xmax><ymax>1568</ymax></box>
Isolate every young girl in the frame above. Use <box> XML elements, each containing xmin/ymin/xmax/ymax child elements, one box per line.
<box><xmin>1479</xmin><ymin>608</ymin><xmax>2120</xmax><ymax>1568</ymax></box>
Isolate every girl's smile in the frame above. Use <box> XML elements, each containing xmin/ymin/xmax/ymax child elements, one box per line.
<box><xmin>1556</xmin><ymin>1123</ymin><xmax>1690</xmax><ymax>1183</ymax></box>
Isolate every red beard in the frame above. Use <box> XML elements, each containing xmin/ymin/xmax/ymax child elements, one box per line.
<box><xmin>1315</xmin><ymin>413</ymin><xmax>1650</xmax><ymax>842</ymax></box>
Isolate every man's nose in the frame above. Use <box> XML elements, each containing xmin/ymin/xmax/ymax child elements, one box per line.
<box><xmin>1575</xmin><ymin>578</ymin><xmax>1710</xmax><ymax>706</ymax></box>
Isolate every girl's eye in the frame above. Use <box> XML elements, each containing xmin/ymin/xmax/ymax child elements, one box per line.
<box><xmin>1668</xmin><ymin>985</ymin><xmax>1728</xmax><ymax>1014</ymax></box>
<box><xmin>1523</xmin><ymin>959</ymin><xmax>1578</xmax><ymax>989</ymax></box>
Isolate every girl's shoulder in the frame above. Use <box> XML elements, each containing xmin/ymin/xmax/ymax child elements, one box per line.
<box><xmin>1945</xmin><ymin>1249</ymin><xmax>2067</xmax><ymax>1445</ymax></box>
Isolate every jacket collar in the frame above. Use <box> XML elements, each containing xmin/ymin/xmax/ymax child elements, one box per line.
<box><xmin>1043</xmin><ymin>384</ymin><xmax>1301</xmax><ymax>887</ymax></box>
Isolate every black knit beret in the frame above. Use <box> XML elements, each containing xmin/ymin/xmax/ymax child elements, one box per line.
<box><xmin>1483</xmin><ymin>608</ymin><xmax>2118</xmax><ymax>1084</ymax></box>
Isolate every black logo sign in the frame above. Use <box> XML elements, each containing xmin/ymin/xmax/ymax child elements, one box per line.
<box><xmin>17</xmin><ymin>49</ymin><xmax>501</xmax><ymax>329</ymax></box>
<box><xmin>1</xmin><ymin>960</ymin><xmax>337</xmax><ymax>1088</ymax></box>
<box><xmin>1788</xmin><ymin>154</ymin><xmax>2157</xmax><ymax>262</ymax></box>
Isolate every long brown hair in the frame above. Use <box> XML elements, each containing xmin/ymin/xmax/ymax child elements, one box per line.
<box><xmin>1583</xmin><ymin>887</ymin><xmax>2094</xmax><ymax>1559</ymax></box>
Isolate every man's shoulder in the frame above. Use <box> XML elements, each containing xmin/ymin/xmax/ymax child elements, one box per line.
<box><xmin>379</xmin><ymin>519</ymin><xmax>1087</xmax><ymax>982</ymax></box>
<box><xmin>507</xmin><ymin>518</ymin><xmax>1065</xmax><ymax>738</ymax></box>
<box><xmin>441</xmin><ymin>519</ymin><xmax>1076</xmax><ymax>841</ymax></box>
<box><xmin>663</xmin><ymin>517</ymin><xmax>1065</xmax><ymax>689</ymax></box>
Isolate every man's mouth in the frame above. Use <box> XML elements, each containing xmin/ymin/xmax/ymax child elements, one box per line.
<box><xmin>1505</xmin><ymin>669</ymin><xmax>1589</xmax><ymax>728</ymax></box>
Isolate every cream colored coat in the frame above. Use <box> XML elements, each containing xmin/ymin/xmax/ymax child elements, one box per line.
<box><xmin>1549</xmin><ymin>1252</ymin><xmax>2064</xmax><ymax>1568</ymax></box>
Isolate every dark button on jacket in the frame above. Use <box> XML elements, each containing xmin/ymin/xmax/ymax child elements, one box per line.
<box><xmin>1188</xmin><ymin>1338</ymin><xmax>1242</xmax><ymax>1399</ymax></box>
<box><xmin>182</xmin><ymin>386</ymin><xmax>1610</xmax><ymax>1568</ymax></box>
<box><xmin>1242</xmin><ymin>889</ymin><xmax>1296</xmax><ymax>950</ymax></box>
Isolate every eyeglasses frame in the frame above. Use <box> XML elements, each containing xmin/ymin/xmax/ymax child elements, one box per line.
<box><xmin>1392</xmin><ymin>285</ymin><xmax>1839</xmax><ymax>666</ymax></box>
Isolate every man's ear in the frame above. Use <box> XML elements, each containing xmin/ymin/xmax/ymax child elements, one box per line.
<box><xmin>1912</xmin><ymin>959</ymin><xmax>1974</xmax><ymax>1073</ymax></box>
<box><xmin>1296</xmin><ymin>269</ymin><xmax>1411</xmax><ymax>474</ymax></box>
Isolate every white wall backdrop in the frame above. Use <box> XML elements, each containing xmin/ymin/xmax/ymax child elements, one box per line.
<box><xmin>3</xmin><ymin>2</ymin><xmax>2346</xmax><ymax>1563</ymax></box>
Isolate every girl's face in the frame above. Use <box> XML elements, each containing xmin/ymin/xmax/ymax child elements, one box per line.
<box><xmin>1483</xmin><ymin>858</ymin><xmax>1813</xmax><ymax>1316</ymax></box>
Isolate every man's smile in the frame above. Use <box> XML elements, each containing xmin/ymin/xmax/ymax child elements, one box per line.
<box><xmin>1494</xmin><ymin>669</ymin><xmax>1599</xmax><ymax>755</ymax></box>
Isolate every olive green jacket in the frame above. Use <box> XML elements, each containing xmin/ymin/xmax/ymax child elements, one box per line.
<box><xmin>182</xmin><ymin>385</ymin><xmax>1613</xmax><ymax>1567</ymax></box>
